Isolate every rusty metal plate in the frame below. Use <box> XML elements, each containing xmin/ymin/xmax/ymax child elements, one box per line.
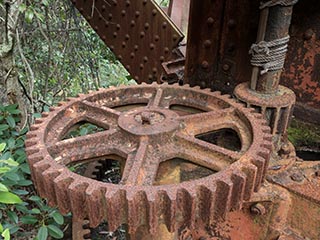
<box><xmin>26</xmin><ymin>83</ymin><xmax>271</xmax><ymax>238</ymax></box>
<box><xmin>70</xmin><ymin>0</ymin><xmax>183</xmax><ymax>83</ymax></box>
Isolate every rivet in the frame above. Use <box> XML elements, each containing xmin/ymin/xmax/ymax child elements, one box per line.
<box><xmin>79</xmin><ymin>7</ymin><xmax>84</xmax><ymax>13</ymax></box>
<box><xmin>304</xmin><ymin>29</ymin><xmax>313</xmax><ymax>40</ymax></box>
<box><xmin>152</xmin><ymin>9</ymin><xmax>157</xmax><ymax>16</ymax></box>
<box><xmin>102</xmin><ymin>5</ymin><xmax>106</xmax><ymax>11</ymax></box>
<box><xmin>130</xmin><ymin>20</ymin><xmax>136</xmax><ymax>27</ymax></box>
<box><xmin>122</xmin><ymin>42</ymin><xmax>126</xmax><ymax>48</ymax></box>
<box><xmin>148</xmin><ymin>74</ymin><xmax>153</xmax><ymax>80</ymax></box>
<box><xmin>140</xmin><ymin>64</ymin><xmax>144</xmax><ymax>69</ymax></box>
<box><xmin>150</xmin><ymin>43</ymin><xmax>155</xmax><ymax>50</ymax></box>
<box><xmin>204</xmin><ymin>40</ymin><xmax>212</xmax><ymax>48</ymax></box>
<box><xmin>207</xmin><ymin>17</ymin><xmax>214</xmax><ymax>26</ymax></box>
<box><xmin>134</xmin><ymin>45</ymin><xmax>139</xmax><ymax>51</ymax></box>
<box><xmin>98</xmin><ymin>15</ymin><xmax>103</xmax><ymax>20</ymax></box>
<box><xmin>140</xmin><ymin>32</ymin><xmax>145</xmax><ymax>38</ymax></box>
<box><xmin>94</xmin><ymin>26</ymin><xmax>99</xmax><ymax>31</ymax></box>
<box><xmin>102</xmin><ymin>35</ymin><xmax>106</xmax><ymax>40</ymax></box>
<box><xmin>202</xmin><ymin>61</ymin><xmax>209</xmax><ymax>69</ymax></box>
<box><xmin>108</xmin><ymin>13</ymin><xmax>113</xmax><ymax>20</ymax></box>
<box><xmin>145</xmin><ymin>23</ymin><xmax>150</xmax><ymax>30</ymax></box>
<box><xmin>125</xmin><ymin>34</ymin><xmax>130</xmax><ymax>40</ymax></box>
<box><xmin>155</xmin><ymin>35</ymin><xmax>160</xmax><ymax>42</ymax></box>
<box><xmin>126</xmin><ymin>1</ymin><xmax>130</xmax><ymax>6</ymax></box>
<box><xmin>130</xmin><ymin>52</ymin><xmax>135</xmax><ymax>58</ymax></box>
<box><xmin>291</xmin><ymin>172</ymin><xmax>304</xmax><ymax>182</ymax></box>
<box><xmin>160</xmin><ymin>56</ymin><xmax>165</xmax><ymax>62</ymax></box>
<box><xmin>250</xmin><ymin>203</ymin><xmax>266</xmax><ymax>216</ymax></box>
<box><xmin>143</xmin><ymin>56</ymin><xmax>148</xmax><ymax>63</ymax></box>
<box><xmin>200</xmin><ymin>81</ymin><xmax>206</xmax><ymax>88</ymax></box>
<box><xmin>173</xmin><ymin>34</ymin><xmax>178</xmax><ymax>41</ymax></box>
<box><xmin>121</xmin><ymin>10</ymin><xmax>126</xmax><ymax>16</ymax></box>
<box><xmin>126</xmin><ymin>65</ymin><xmax>130</xmax><ymax>70</ymax></box>
<box><xmin>113</xmin><ymin>32</ymin><xmax>117</xmax><ymax>38</ymax></box>
<box><xmin>105</xmin><ymin>22</ymin><xmax>109</xmax><ymax>28</ymax></box>
<box><xmin>135</xmin><ymin>11</ymin><xmax>140</xmax><ymax>17</ymax></box>
<box><xmin>223</xmin><ymin>64</ymin><xmax>230</xmax><ymax>71</ymax></box>
<box><xmin>110</xmin><ymin>45</ymin><xmax>114</xmax><ymax>51</ymax></box>
<box><xmin>143</xmin><ymin>0</ymin><xmax>147</xmax><ymax>5</ymax></box>
<box><xmin>152</xmin><ymin>68</ymin><xmax>157</xmax><ymax>74</ymax></box>
<box><xmin>162</xmin><ymin>22</ymin><xmax>167</xmax><ymax>29</ymax></box>
<box><xmin>116</xmin><ymin>24</ymin><xmax>121</xmax><ymax>30</ymax></box>
<box><xmin>164</xmin><ymin>47</ymin><xmax>170</xmax><ymax>54</ymax></box>
<box><xmin>118</xmin><ymin>55</ymin><xmax>122</xmax><ymax>60</ymax></box>
<box><xmin>135</xmin><ymin>76</ymin><xmax>139</xmax><ymax>81</ymax></box>
<box><xmin>228</xmin><ymin>19</ymin><xmax>236</xmax><ymax>29</ymax></box>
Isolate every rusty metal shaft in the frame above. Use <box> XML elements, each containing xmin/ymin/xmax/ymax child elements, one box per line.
<box><xmin>251</xmin><ymin>4</ymin><xmax>296</xmax><ymax>94</ymax></box>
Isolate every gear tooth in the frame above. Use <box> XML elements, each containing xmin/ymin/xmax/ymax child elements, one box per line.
<box><xmin>258</xmin><ymin>147</ymin><xmax>271</xmax><ymax>160</ymax></box>
<box><xmin>30</xmin><ymin>125</ymin><xmax>40</xmax><ymax>131</ymax></box>
<box><xmin>25</xmin><ymin>139</ymin><xmax>37</xmax><ymax>148</ymax></box>
<box><xmin>174</xmin><ymin>188</ymin><xmax>192</xmax><ymax>230</ymax></box>
<box><xmin>230</xmin><ymin>171</ymin><xmax>247</xmax><ymax>210</ymax></box>
<box><xmin>192</xmin><ymin>85</ymin><xmax>201</xmax><ymax>90</ymax></box>
<box><xmin>34</xmin><ymin>118</ymin><xmax>44</xmax><ymax>124</ymax></box>
<box><xmin>252</xmin><ymin>156</ymin><xmax>268</xmax><ymax>191</ymax></box>
<box><xmin>211</xmin><ymin>91</ymin><xmax>222</xmax><ymax>96</ymax></box>
<box><xmin>49</xmin><ymin>106</ymin><xmax>57</xmax><ymax>112</ymax></box>
<box><xmin>41</xmin><ymin>112</ymin><xmax>49</xmax><ymax>118</ymax></box>
<box><xmin>193</xmin><ymin>185</ymin><xmax>212</xmax><ymax>228</ymax></box>
<box><xmin>98</xmin><ymin>88</ymin><xmax>106</xmax><ymax>92</ymax></box>
<box><xmin>85</xmin><ymin>185</ymin><xmax>106</xmax><ymax>228</ymax></box>
<box><xmin>161</xmin><ymin>81</ymin><xmax>169</xmax><ymax>86</ymax></box>
<box><xmin>128</xmin><ymin>191</ymin><xmax>150</xmax><ymax>234</ymax></box>
<box><xmin>183</xmin><ymin>83</ymin><xmax>190</xmax><ymax>88</ymax></box>
<box><xmin>53</xmin><ymin>174</ymin><xmax>74</xmax><ymax>214</ymax></box>
<box><xmin>68</xmin><ymin>181</ymin><xmax>90</xmax><ymax>220</ymax></box>
<box><xmin>150</xmin><ymin>190</ymin><xmax>172</xmax><ymax>234</ymax></box>
<box><xmin>27</xmin><ymin>153</ymin><xmax>43</xmax><ymax>166</ymax></box>
<box><xmin>252</xmin><ymin>112</ymin><xmax>263</xmax><ymax>119</ymax></box>
<box><xmin>57</xmin><ymin>102</ymin><xmax>66</xmax><ymax>107</ymax></box>
<box><xmin>26</xmin><ymin>131</ymin><xmax>37</xmax><ymax>139</ymax></box>
<box><xmin>106</xmin><ymin>189</ymin><xmax>128</xmax><ymax>232</ymax></box>
<box><xmin>77</xmin><ymin>93</ymin><xmax>86</xmax><ymax>98</ymax></box>
<box><xmin>41</xmin><ymin>167</ymin><xmax>62</xmax><ymax>205</ymax></box>
<box><xmin>28</xmin><ymin>159</ymin><xmax>48</xmax><ymax>191</ymax></box>
<box><xmin>241</xmin><ymin>165</ymin><xmax>258</xmax><ymax>201</ymax></box>
<box><xmin>203</xmin><ymin>87</ymin><xmax>212</xmax><ymax>92</ymax></box>
<box><xmin>25</xmin><ymin>147</ymin><xmax>40</xmax><ymax>156</ymax></box>
<box><xmin>211</xmin><ymin>180</ymin><xmax>232</xmax><ymax>222</ymax></box>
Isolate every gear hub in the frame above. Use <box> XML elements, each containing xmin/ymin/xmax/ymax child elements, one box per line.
<box><xmin>26</xmin><ymin>83</ymin><xmax>271</xmax><ymax>238</ymax></box>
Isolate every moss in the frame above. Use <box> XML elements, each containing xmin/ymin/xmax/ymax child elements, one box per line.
<box><xmin>287</xmin><ymin>119</ymin><xmax>320</xmax><ymax>150</ymax></box>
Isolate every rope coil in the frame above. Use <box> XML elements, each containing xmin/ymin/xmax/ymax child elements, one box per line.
<box><xmin>249</xmin><ymin>35</ymin><xmax>289</xmax><ymax>75</ymax></box>
<box><xmin>260</xmin><ymin>0</ymin><xmax>299</xmax><ymax>9</ymax></box>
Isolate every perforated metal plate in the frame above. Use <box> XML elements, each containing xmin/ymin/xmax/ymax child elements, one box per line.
<box><xmin>71</xmin><ymin>0</ymin><xmax>184</xmax><ymax>83</ymax></box>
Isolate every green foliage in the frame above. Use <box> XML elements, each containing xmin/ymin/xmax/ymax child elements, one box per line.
<box><xmin>0</xmin><ymin>104</ymin><xmax>65</xmax><ymax>239</ymax></box>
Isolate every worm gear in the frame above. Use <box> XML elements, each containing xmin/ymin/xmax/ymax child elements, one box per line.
<box><xmin>26</xmin><ymin>83</ymin><xmax>272</xmax><ymax>237</ymax></box>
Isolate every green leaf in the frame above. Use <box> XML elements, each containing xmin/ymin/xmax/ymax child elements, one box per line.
<box><xmin>0</xmin><ymin>125</ymin><xmax>9</xmax><ymax>132</ymax></box>
<box><xmin>17</xmin><ymin>180</ymin><xmax>33</xmax><ymax>186</ymax></box>
<box><xmin>5</xmin><ymin>172</ymin><xmax>20</xmax><ymax>182</ymax></box>
<box><xmin>20</xmin><ymin>163</ymin><xmax>30</xmax><ymax>174</ymax></box>
<box><xmin>7</xmin><ymin>211</ymin><xmax>18</xmax><ymax>224</ymax></box>
<box><xmin>31</xmin><ymin>208</ymin><xmax>41</xmax><ymax>214</ymax></box>
<box><xmin>37</xmin><ymin>226</ymin><xmax>48</xmax><ymax>240</ymax></box>
<box><xmin>51</xmin><ymin>212</ymin><xmax>64</xmax><ymax>225</ymax></box>
<box><xmin>5</xmin><ymin>158</ymin><xmax>19</xmax><ymax>167</ymax></box>
<box><xmin>0</xmin><ymin>223</ymin><xmax>3</xmax><ymax>232</ymax></box>
<box><xmin>0</xmin><ymin>183</ymin><xmax>8</xmax><ymax>192</ymax></box>
<box><xmin>1</xmin><ymin>228</ymin><xmax>10</xmax><ymax>240</ymax></box>
<box><xmin>18</xmin><ymin>3</ymin><xmax>27</xmax><ymax>12</ymax></box>
<box><xmin>21</xmin><ymin>215</ymin><xmax>38</xmax><ymax>225</ymax></box>
<box><xmin>0</xmin><ymin>192</ymin><xmax>23</xmax><ymax>204</ymax></box>
<box><xmin>42</xmin><ymin>0</ymin><xmax>49</xmax><ymax>6</ymax></box>
<box><xmin>0</xmin><ymin>143</ymin><xmax>6</xmax><ymax>152</ymax></box>
<box><xmin>29</xmin><ymin>196</ymin><xmax>42</xmax><ymax>202</ymax></box>
<box><xmin>48</xmin><ymin>225</ymin><xmax>63</xmax><ymax>239</ymax></box>
<box><xmin>6</xmin><ymin>116</ymin><xmax>16</xmax><ymax>129</ymax></box>
<box><xmin>25</xmin><ymin>8</ymin><xmax>34</xmax><ymax>24</ymax></box>
<box><xmin>0</xmin><ymin>167</ymin><xmax>11</xmax><ymax>174</ymax></box>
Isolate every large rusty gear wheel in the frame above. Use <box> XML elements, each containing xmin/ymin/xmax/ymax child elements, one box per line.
<box><xmin>26</xmin><ymin>83</ymin><xmax>272</xmax><ymax>237</ymax></box>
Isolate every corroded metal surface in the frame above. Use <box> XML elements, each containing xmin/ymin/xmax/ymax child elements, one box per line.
<box><xmin>26</xmin><ymin>83</ymin><xmax>271</xmax><ymax>238</ymax></box>
<box><xmin>70</xmin><ymin>0</ymin><xmax>183</xmax><ymax>83</ymax></box>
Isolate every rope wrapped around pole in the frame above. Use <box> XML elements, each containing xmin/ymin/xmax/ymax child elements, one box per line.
<box><xmin>260</xmin><ymin>0</ymin><xmax>299</xmax><ymax>9</ymax></box>
<box><xmin>249</xmin><ymin>35</ymin><xmax>289</xmax><ymax>75</ymax></box>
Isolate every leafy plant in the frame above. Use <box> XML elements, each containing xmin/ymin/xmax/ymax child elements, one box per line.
<box><xmin>0</xmin><ymin>104</ymin><xmax>65</xmax><ymax>240</ymax></box>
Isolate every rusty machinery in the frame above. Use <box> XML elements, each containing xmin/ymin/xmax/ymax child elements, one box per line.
<box><xmin>25</xmin><ymin>0</ymin><xmax>320</xmax><ymax>239</ymax></box>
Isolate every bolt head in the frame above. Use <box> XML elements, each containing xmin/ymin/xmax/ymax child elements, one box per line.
<box><xmin>250</xmin><ymin>203</ymin><xmax>266</xmax><ymax>216</ymax></box>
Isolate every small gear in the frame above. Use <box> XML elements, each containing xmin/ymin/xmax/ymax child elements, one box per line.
<box><xmin>26</xmin><ymin>83</ymin><xmax>271</xmax><ymax>238</ymax></box>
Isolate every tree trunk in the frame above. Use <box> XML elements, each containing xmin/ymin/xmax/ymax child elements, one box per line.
<box><xmin>0</xmin><ymin>0</ymin><xmax>29</xmax><ymax>125</ymax></box>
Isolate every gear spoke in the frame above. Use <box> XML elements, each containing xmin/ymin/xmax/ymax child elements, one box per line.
<box><xmin>48</xmin><ymin>129</ymin><xmax>135</xmax><ymax>165</ymax></box>
<box><xmin>179</xmin><ymin>108</ymin><xmax>236</xmax><ymax>136</ymax></box>
<box><xmin>148</xmin><ymin>88</ymin><xmax>165</xmax><ymax>108</ymax></box>
<box><xmin>174</xmin><ymin>133</ymin><xmax>241</xmax><ymax>171</ymax></box>
<box><xmin>121</xmin><ymin>137</ymin><xmax>160</xmax><ymax>186</ymax></box>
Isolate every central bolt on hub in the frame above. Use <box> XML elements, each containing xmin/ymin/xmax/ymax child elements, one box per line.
<box><xmin>135</xmin><ymin>111</ymin><xmax>165</xmax><ymax>125</ymax></box>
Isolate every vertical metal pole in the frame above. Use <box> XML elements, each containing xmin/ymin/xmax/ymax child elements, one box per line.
<box><xmin>250</xmin><ymin>5</ymin><xmax>295</xmax><ymax>94</ymax></box>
